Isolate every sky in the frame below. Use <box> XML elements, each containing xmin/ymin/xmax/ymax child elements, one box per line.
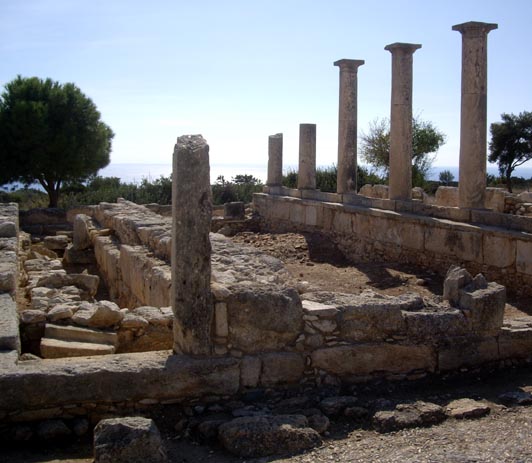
<box><xmin>1</xmin><ymin>0</ymin><xmax>531</xmax><ymax>175</ymax></box>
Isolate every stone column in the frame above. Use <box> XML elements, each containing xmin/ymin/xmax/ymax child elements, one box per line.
<box><xmin>385</xmin><ymin>42</ymin><xmax>421</xmax><ymax>201</ymax></box>
<box><xmin>334</xmin><ymin>59</ymin><xmax>365</xmax><ymax>194</ymax></box>
<box><xmin>453</xmin><ymin>21</ymin><xmax>498</xmax><ymax>209</ymax></box>
<box><xmin>172</xmin><ymin>135</ymin><xmax>213</xmax><ymax>356</ymax></box>
<box><xmin>267</xmin><ymin>133</ymin><xmax>283</xmax><ymax>186</ymax></box>
<box><xmin>297</xmin><ymin>123</ymin><xmax>316</xmax><ymax>190</ymax></box>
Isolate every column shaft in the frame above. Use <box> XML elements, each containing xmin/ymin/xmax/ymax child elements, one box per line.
<box><xmin>385</xmin><ymin>42</ymin><xmax>421</xmax><ymax>201</ymax></box>
<box><xmin>267</xmin><ymin>133</ymin><xmax>283</xmax><ymax>186</ymax></box>
<box><xmin>453</xmin><ymin>21</ymin><xmax>498</xmax><ymax>209</ymax></box>
<box><xmin>334</xmin><ymin>59</ymin><xmax>365</xmax><ymax>194</ymax></box>
<box><xmin>172</xmin><ymin>135</ymin><xmax>213</xmax><ymax>355</ymax></box>
<box><xmin>297</xmin><ymin>123</ymin><xmax>317</xmax><ymax>190</ymax></box>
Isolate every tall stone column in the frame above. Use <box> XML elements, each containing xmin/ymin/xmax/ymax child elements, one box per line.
<box><xmin>385</xmin><ymin>42</ymin><xmax>421</xmax><ymax>201</ymax></box>
<box><xmin>297</xmin><ymin>123</ymin><xmax>317</xmax><ymax>190</ymax></box>
<box><xmin>267</xmin><ymin>133</ymin><xmax>283</xmax><ymax>186</ymax></box>
<box><xmin>453</xmin><ymin>21</ymin><xmax>498</xmax><ymax>209</ymax></box>
<box><xmin>172</xmin><ymin>135</ymin><xmax>213</xmax><ymax>356</ymax></box>
<box><xmin>334</xmin><ymin>59</ymin><xmax>365</xmax><ymax>194</ymax></box>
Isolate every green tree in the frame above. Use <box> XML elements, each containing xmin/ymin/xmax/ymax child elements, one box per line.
<box><xmin>439</xmin><ymin>169</ymin><xmax>455</xmax><ymax>185</ymax></box>
<box><xmin>360</xmin><ymin>116</ymin><xmax>446</xmax><ymax>187</ymax></box>
<box><xmin>489</xmin><ymin>111</ymin><xmax>532</xmax><ymax>193</ymax></box>
<box><xmin>0</xmin><ymin>76</ymin><xmax>114</xmax><ymax>207</ymax></box>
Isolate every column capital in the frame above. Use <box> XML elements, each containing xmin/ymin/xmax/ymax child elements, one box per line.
<box><xmin>334</xmin><ymin>59</ymin><xmax>365</xmax><ymax>72</ymax></box>
<box><xmin>385</xmin><ymin>43</ymin><xmax>422</xmax><ymax>54</ymax></box>
<box><xmin>452</xmin><ymin>21</ymin><xmax>498</xmax><ymax>36</ymax></box>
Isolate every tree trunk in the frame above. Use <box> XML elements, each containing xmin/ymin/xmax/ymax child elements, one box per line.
<box><xmin>506</xmin><ymin>170</ymin><xmax>513</xmax><ymax>193</ymax></box>
<box><xmin>47</xmin><ymin>187</ymin><xmax>60</xmax><ymax>208</ymax></box>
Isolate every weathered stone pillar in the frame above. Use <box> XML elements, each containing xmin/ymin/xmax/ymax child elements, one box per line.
<box><xmin>385</xmin><ymin>42</ymin><xmax>421</xmax><ymax>200</ymax></box>
<box><xmin>267</xmin><ymin>133</ymin><xmax>283</xmax><ymax>186</ymax></box>
<box><xmin>334</xmin><ymin>59</ymin><xmax>365</xmax><ymax>194</ymax></box>
<box><xmin>453</xmin><ymin>21</ymin><xmax>498</xmax><ymax>209</ymax></box>
<box><xmin>297</xmin><ymin>123</ymin><xmax>316</xmax><ymax>190</ymax></box>
<box><xmin>172</xmin><ymin>135</ymin><xmax>213</xmax><ymax>355</ymax></box>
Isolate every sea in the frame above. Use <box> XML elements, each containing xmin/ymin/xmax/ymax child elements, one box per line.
<box><xmin>2</xmin><ymin>163</ymin><xmax>532</xmax><ymax>191</ymax></box>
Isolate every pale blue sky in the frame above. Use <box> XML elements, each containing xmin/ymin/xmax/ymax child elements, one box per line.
<box><xmin>1</xmin><ymin>0</ymin><xmax>531</xmax><ymax>172</ymax></box>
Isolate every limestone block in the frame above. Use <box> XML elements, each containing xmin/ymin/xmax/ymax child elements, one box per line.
<box><xmin>72</xmin><ymin>301</ymin><xmax>124</xmax><ymax>328</ymax></box>
<box><xmin>40</xmin><ymin>338</ymin><xmax>115</xmax><ymax>358</ymax></box>
<box><xmin>241</xmin><ymin>356</ymin><xmax>261</xmax><ymax>388</ymax></box>
<box><xmin>403</xmin><ymin>309</ymin><xmax>469</xmax><ymax>339</ymax></box>
<box><xmin>435</xmin><ymin>187</ymin><xmax>459</xmax><ymax>207</ymax></box>
<box><xmin>443</xmin><ymin>266</ymin><xmax>472</xmax><ymax>306</ymax></box>
<box><xmin>47</xmin><ymin>305</ymin><xmax>74</xmax><ymax>322</ymax></box>
<box><xmin>311</xmin><ymin>344</ymin><xmax>435</xmax><ymax>376</ymax></box>
<box><xmin>485</xmin><ymin>188</ymin><xmax>507</xmax><ymax>213</ymax></box>
<box><xmin>94</xmin><ymin>417</ymin><xmax>167</xmax><ymax>463</ymax></box>
<box><xmin>44</xmin><ymin>323</ymin><xmax>118</xmax><ymax>346</ymax></box>
<box><xmin>289</xmin><ymin>203</ymin><xmax>305</xmax><ymax>224</ymax></box>
<box><xmin>499</xmin><ymin>327</ymin><xmax>532</xmax><ymax>360</ymax></box>
<box><xmin>0</xmin><ymin>293</ymin><xmax>20</xmax><ymax>351</ymax></box>
<box><xmin>43</xmin><ymin>235</ymin><xmax>70</xmax><ymax>251</ymax></box>
<box><xmin>483</xmin><ymin>234</ymin><xmax>515</xmax><ymax>268</ymax></box>
<box><xmin>0</xmin><ymin>222</ymin><xmax>17</xmax><ymax>238</ymax></box>
<box><xmin>226</xmin><ymin>287</ymin><xmax>303</xmax><ymax>353</ymax></box>
<box><xmin>63</xmin><ymin>246</ymin><xmax>96</xmax><ymax>264</ymax></box>
<box><xmin>271</xmin><ymin>200</ymin><xmax>290</xmax><ymax>221</ymax></box>
<box><xmin>117</xmin><ymin>324</ymin><xmax>172</xmax><ymax>353</ymax></box>
<box><xmin>260</xmin><ymin>352</ymin><xmax>305</xmax><ymax>386</ymax></box>
<box><xmin>215</xmin><ymin>302</ymin><xmax>229</xmax><ymax>337</ymax></box>
<box><xmin>438</xmin><ymin>336</ymin><xmax>498</xmax><ymax>370</ymax></box>
<box><xmin>305</xmin><ymin>204</ymin><xmax>318</xmax><ymax>227</ymax></box>
<box><xmin>72</xmin><ymin>214</ymin><xmax>94</xmax><ymax>250</ymax></box>
<box><xmin>120</xmin><ymin>313</ymin><xmax>149</xmax><ymax>329</ymax></box>
<box><xmin>132</xmin><ymin>306</ymin><xmax>172</xmax><ymax>327</ymax></box>
<box><xmin>425</xmin><ymin>226</ymin><xmax>482</xmax><ymax>263</ymax></box>
<box><xmin>20</xmin><ymin>310</ymin><xmax>46</xmax><ymax>324</ymax></box>
<box><xmin>332</xmin><ymin>210</ymin><xmax>353</xmax><ymax>234</ymax></box>
<box><xmin>517</xmin><ymin>240</ymin><xmax>532</xmax><ymax>276</ymax></box>
<box><xmin>0</xmin><ymin>259</ymin><xmax>17</xmax><ymax>293</ymax></box>
<box><xmin>364</xmin><ymin>215</ymin><xmax>424</xmax><ymax>250</ymax></box>
<box><xmin>459</xmin><ymin>282</ymin><xmax>506</xmax><ymax>332</ymax></box>
<box><xmin>302</xmin><ymin>300</ymin><xmax>339</xmax><ymax>318</ymax></box>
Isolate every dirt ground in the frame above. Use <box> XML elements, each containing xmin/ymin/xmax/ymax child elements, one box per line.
<box><xmin>4</xmin><ymin>231</ymin><xmax>532</xmax><ymax>463</ymax></box>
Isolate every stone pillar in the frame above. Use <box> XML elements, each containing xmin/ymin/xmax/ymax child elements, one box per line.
<box><xmin>172</xmin><ymin>135</ymin><xmax>213</xmax><ymax>355</ymax></box>
<box><xmin>453</xmin><ymin>21</ymin><xmax>498</xmax><ymax>209</ymax></box>
<box><xmin>334</xmin><ymin>59</ymin><xmax>365</xmax><ymax>194</ymax></box>
<box><xmin>385</xmin><ymin>42</ymin><xmax>421</xmax><ymax>201</ymax></box>
<box><xmin>297</xmin><ymin>123</ymin><xmax>316</xmax><ymax>190</ymax></box>
<box><xmin>267</xmin><ymin>133</ymin><xmax>283</xmax><ymax>186</ymax></box>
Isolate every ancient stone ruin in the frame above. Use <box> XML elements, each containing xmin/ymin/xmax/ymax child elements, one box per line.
<box><xmin>1</xmin><ymin>19</ymin><xmax>532</xmax><ymax>459</ymax></box>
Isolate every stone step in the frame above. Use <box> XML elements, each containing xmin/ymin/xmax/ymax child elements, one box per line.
<box><xmin>44</xmin><ymin>323</ymin><xmax>118</xmax><ymax>346</ymax></box>
<box><xmin>40</xmin><ymin>338</ymin><xmax>115</xmax><ymax>359</ymax></box>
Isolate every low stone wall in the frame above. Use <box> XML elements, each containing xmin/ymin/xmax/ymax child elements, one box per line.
<box><xmin>254</xmin><ymin>191</ymin><xmax>532</xmax><ymax>296</ymax></box>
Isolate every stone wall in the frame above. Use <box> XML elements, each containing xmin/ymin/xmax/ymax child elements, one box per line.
<box><xmin>254</xmin><ymin>191</ymin><xmax>532</xmax><ymax>296</ymax></box>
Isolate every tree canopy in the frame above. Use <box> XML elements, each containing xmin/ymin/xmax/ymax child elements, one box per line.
<box><xmin>0</xmin><ymin>76</ymin><xmax>114</xmax><ymax>207</ymax></box>
<box><xmin>360</xmin><ymin>116</ymin><xmax>446</xmax><ymax>187</ymax></box>
<box><xmin>489</xmin><ymin>111</ymin><xmax>532</xmax><ymax>193</ymax></box>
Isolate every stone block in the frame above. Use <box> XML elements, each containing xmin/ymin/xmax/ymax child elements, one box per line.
<box><xmin>284</xmin><ymin>188</ymin><xmax>302</xmax><ymax>199</ymax></box>
<box><xmin>40</xmin><ymin>338</ymin><xmax>116</xmax><ymax>358</ymax></box>
<box><xmin>443</xmin><ymin>266</ymin><xmax>472</xmax><ymax>306</ymax></box>
<box><xmin>483</xmin><ymin>234</ymin><xmax>515</xmax><ymax>267</ymax></box>
<box><xmin>0</xmin><ymin>293</ymin><xmax>19</xmax><ymax>352</ymax></box>
<box><xmin>343</xmin><ymin>193</ymin><xmax>371</xmax><ymax>207</ymax></box>
<box><xmin>240</xmin><ymin>356</ymin><xmax>261</xmax><ymax>388</ymax></box>
<box><xmin>289</xmin><ymin>203</ymin><xmax>305</xmax><ymax>224</ymax></box>
<box><xmin>332</xmin><ymin>210</ymin><xmax>353</xmax><ymax>234</ymax></box>
<box><xmin>499</xmin><ymin>327</ymin><xmax>532</xmax><ymax>360</ymax></box>
<box><xmin>305</xmin><ymin>204</ymin><xmax>318</xmax><ymax>227</ymax></box>
<box><xmin>435</xmin><ymin>187</ymin><xmax>458</xmax><ymax>207</ymax></box>
<box><xmin>260</xmin><ymin>352</ymin><xmax>305</xmax><ymax>386</ymax></box>
<box><xmin>424</xmin><ymin>225</ymin><xmax>482</xmax><ymax>263</ymax></box>
<box><xmin>0</xmin><ymin>222</ymin><xmax>17</xmax><ymax>238</ymax></box>
<box><xmin>94</xmin><ymin>416</ymin><xmax>167</xmax><ymax>463</ymax></box>
<box><xmin>403</xmin><ymin>309</ymin><xmax>469</xmax><ymax>339</ymax></box>
<box><xmin>215</xmin><ymin>302</ymin><xmax>229</xmax><ymax>337</ymax></box>
<box><xmin>224</xmin><ymin>202</ymin><xmax>245</xmax><ymax>220</ymax></box>
<box><xmin>302</xmin><ymin>300</ymin><xmax>339</xmax><ymax>318</ymax></box>
<box><xmin>517</xmin><ymin>240</ymin><xmax>532</xmax><ymax>275</ymax></box>
<box><xmin>438</xmin><ymin>336</ymin><xmax>499</xmax><ymax>371</ymax></box>
<box><xmin>226</xmin><ymin>287</ymin><xmax>303</xmax><ymax>353</ymax></box>
<box><xmin>459</xmin><ymin>282</ymin><xmax>506</xmax><ymax>332</ymax></box>
<box><xmin>311</xmin><ymin>344</ymin><xmax>435</xmax><ymax>377</ymax></box>
<box><xmin>44</xmin><ymin>323</ymin><xmax>118</xmax><ymax>346</ymax></box>
<box><xmin>485</xmin><ymin>187</ymin><xmax>507</xmax><ymax>213</ymax></box>
<box><xmin>72</xmin><ymin>214</ymin><xmax>94</xmax><ymax>250</ymax></box>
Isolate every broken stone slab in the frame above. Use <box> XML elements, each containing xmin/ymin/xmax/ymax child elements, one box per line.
<box><xmin>120</xmin><ymin>312</ymin><xmax>149</xmax><ymax>329</ymax></box>
<box><xmin>132</xmin><ymin>306</ymin><xmax>173</xmax><ymax>327</ymax></box>
<box><xmin>40</xmin><ymin>338</ymin><xmax>116</xmax><ymax>358</ymax></box>
<box><xmin>47</xmin><ymin>304</ymin><xmax>74</xmax><ymax>322</ymax></box>
<box><xmin>63</xmin><ymin>246</ymin><xmax>96</xmax><ymax>265</ymax></box>
<box><xmin>93</xmin><ymin>416</ymin><xmax>167</xmax><ymax>463</ymax></box>
<box><xmin>20</xmin><ymin>309</ymin><xmax>47</xmax><ymax>324</ymax></box>
<box><xmin>445</xmin><ymin>398</ymin><xmax>491</xmax><ymax>419</ymax></box>
<box><xmin>443</xmin><ymin>265</ymin><xmax>473</xmax><ymax>306</ymax></box>
<box><xmin>44</xmin><ymin>323</ymin><xmax>117</xmax><ymax>346</ymax></box>
<box><xmin>72</xmin><ymin>214</ymin><xmax>94</xmax><ymax>250</ymax></box>
<box><xmin>301</xmin><ymin>300</ymin><xmax>339</xmax><ymax>318</ymax></box>
<box><xmin>403</xmin><ymin>309</ymin><xmax>469</xmax><ymax>339</ymax></box>
<box><xmin>373</xmin><ymin>401</ymin><xmax>446</xmax><ymax>432</ymax></box>
<box><xmin>72</xmin><ymin>301</ymin><xmax>124</xmax><ymax>328</ymax></box>
<box><xmin>218</xmin><ymin>415</ymin><xmax>322</xmax><ymax>457</ymax></box>
<box><xmin>0</xmin><ymin>221</ymin><xmax>17</xmax><ymax>238</ymax></box>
